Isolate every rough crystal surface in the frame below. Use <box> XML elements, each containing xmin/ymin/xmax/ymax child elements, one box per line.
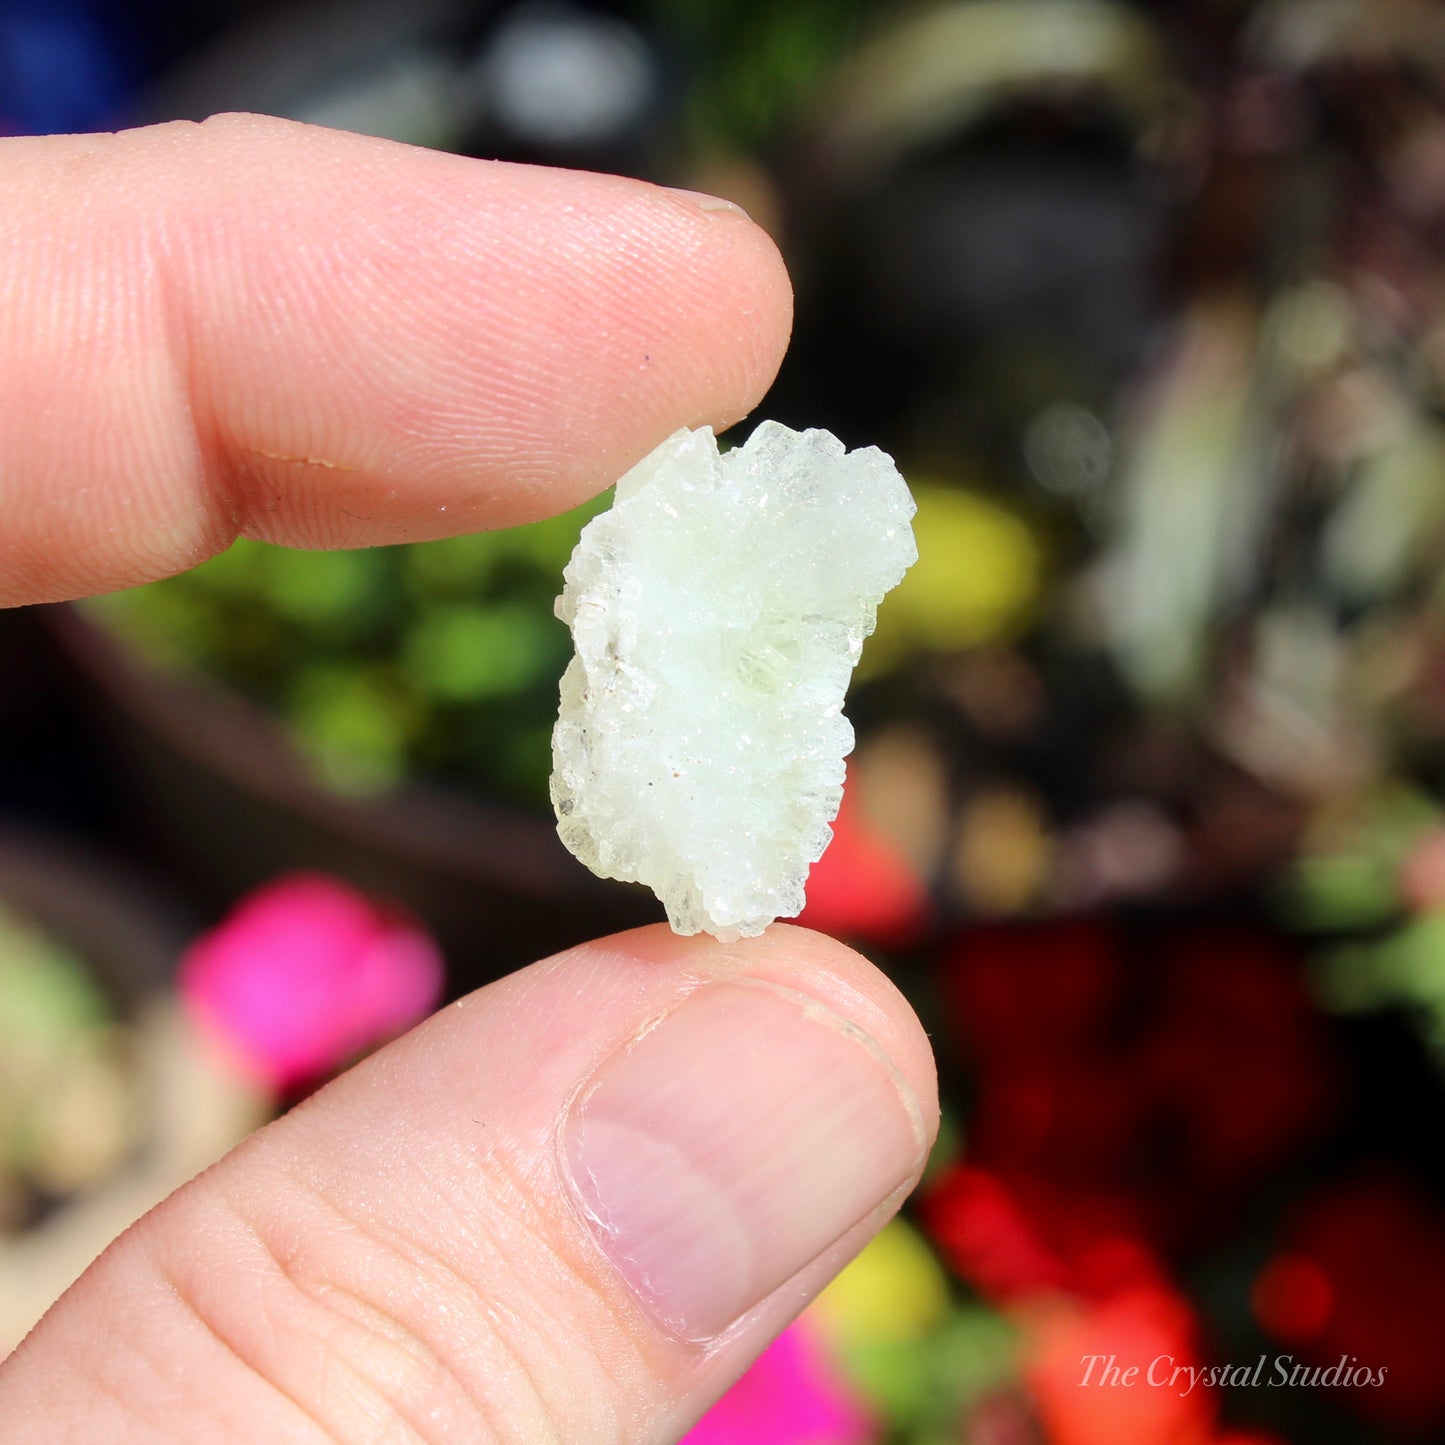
<box><xmin>550</xmin><ymin>421</ymin><xmax>918</xmax><ymax>940</ymax></box>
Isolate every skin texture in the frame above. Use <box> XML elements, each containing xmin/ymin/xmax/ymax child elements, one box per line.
<box><xmin>0</xmin><ymin>117</ymin><xmax>939</xmax><ymax>1443</ymax></box>
<box><xmin>0</xmin><ymin>113</ymin><xmax>791</xmax><ymax>601</ymax></box>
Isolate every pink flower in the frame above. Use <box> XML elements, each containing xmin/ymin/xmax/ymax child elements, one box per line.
<box><xmin>682</xmin><ymin>1318</ymin><xmax>875</xmax><ymax>1445</ymax></box>
<box><xmin>180</xmin><ymin>873</ymin><xmax>444</xmax><ymax>1092</ymax></box>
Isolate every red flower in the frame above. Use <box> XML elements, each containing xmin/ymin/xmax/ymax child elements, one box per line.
<box><xmin>969</xmin><ymin>1059</ymin><xmax>1147</xmax><ymax>1188</ymax></box>
<box><xmin>940</xmin><ymin>922</ymin><xmax>1336</xmax><ymax>1240</ymax></box>
<box><xmin>1139</xmin><ymin>930</ymin><xmax>1335</xmax><ymax>1195</ymax></box>
<box><xmin>800</xmin><ymin>786</ymin><xmax>930</xmax><ymax>946</ymax></box>
<box><xmin>942</xmin><ymin>920</ymin><xmax>1122</xmax><ymax>1071</ymax></box>
<box><xmin>1025</xmin><ymin>1282</ymin><xmax>1215</xmax><ymax>1445</ymax></box>
<box><xmin>1259</xmin><ymin>1173</ymin><xmax>1445</xmax><ymax>1435</ymax></box>
<box><xmin>919</xmin><ymin>1165</ymin><xmax>1162</xmax><ymax>1306</ymax></box>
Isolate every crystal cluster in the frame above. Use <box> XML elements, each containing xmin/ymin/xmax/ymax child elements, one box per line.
<box><xmin>550</xmin><ymin>422</ymin><xmax>917</xmax><ymax>940</ymax></box>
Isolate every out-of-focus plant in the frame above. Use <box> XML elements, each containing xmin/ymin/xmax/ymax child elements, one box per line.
<box><xmin>648</xmin><ymin>0</ymin><xmax>871</xmax><ymax>159</ymax></box>
<box><xmin>860</xmin><ymin>482</ymin><xmax>1046</xmax><ymax>679</ymax></box>
<box><xmin>814</xmin><ymin>1217</ymin><xmax>1021</xmax><ymax>1440</ymax></box>
<box><xmin>1313</xmin><ymin>928</ymin><xmax>1445</xmax><ymax>1055</ymax></box>
<box><xmin>85</xmin><ymin>496</ymin><xmax>609</xmax><ymax>808</ymax></box>
<box><xmin>0</xmin><ymin>904</ymin><xmax>140</xmax><ymax>1231</ymax></box>
<box><xmin>814</xmin><ymin>0</ymin><xmax>1178</xmax><ymax>185</ymax></box>
<box><xmin>1276</xmin><ymin>786</ymin><xmax>1439</xmax><ymax>932</ymax></box>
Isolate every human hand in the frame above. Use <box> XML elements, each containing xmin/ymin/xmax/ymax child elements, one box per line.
<box><xmin>0</xmin><ymin>116</ymin><xmax>938</xmax><ymax>1442</ymax></box>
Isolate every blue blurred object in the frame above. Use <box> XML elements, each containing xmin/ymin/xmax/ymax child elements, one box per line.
<box><xmin>0</xmin><ymin>0</ymin><xmax>226</xmax><ymax>135</ymax></box>
<box><xmin>0</xmin><ymin>0</ymin><xmax>132</xmax><ymax>133</ymax></box>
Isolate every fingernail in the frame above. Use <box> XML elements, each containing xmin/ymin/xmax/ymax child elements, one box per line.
<box><xmin>560</xmin><ymin>979</ymin><xmax>925</xmax><ymax>1341</ymax></box>
<box><xmin>663</xmin><ymin>186</ymin><xmax>750</xmax><ymax>218</ymax></box>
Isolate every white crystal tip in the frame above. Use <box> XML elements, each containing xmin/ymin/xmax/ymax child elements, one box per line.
<box><xmin>550</xmin><ymin>421</ymin><xmax>918</xmax><ymax>939</ymax></box>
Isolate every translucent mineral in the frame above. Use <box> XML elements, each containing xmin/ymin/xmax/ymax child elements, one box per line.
<box><xmin>550</xmin><ymin>421</ymin><xmax>918</xmax><ymax>941</ymax></box>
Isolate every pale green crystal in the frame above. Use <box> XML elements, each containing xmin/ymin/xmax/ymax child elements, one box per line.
<box><xmin>550</xmin><ymin>421</ymin><xmax>918</xmax><ymax>940</ymax></box>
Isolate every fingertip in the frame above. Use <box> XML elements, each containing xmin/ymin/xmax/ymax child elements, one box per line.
<box><xmin>0</xmin><ymin>118</ymin><xmax>797</xmax><ymax>601</ymax></box>
<box><xmin>568</xmin><ymin>920</ymin><xmax>939</xmax><ymax>1149</ymax></box>
<box><xmin>745</xmin><ymin>923</ymin><xmax>938</xmax><ymax>1127</ymax></box>
<box><xmin>169</xmin><ymin>125</ymin><xmax>798</xmax><ymax>538</ymax></box>
<box><xmin>666</xmin><ymin>192</ymin><xmax>794</xmax><ymax>431</ymax></box>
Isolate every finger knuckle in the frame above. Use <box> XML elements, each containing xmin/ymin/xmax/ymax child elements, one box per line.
<box><xmin>151</xmin><ymin>1152</ymin><xmax>637</xmax><ymax>1445</ymax></box>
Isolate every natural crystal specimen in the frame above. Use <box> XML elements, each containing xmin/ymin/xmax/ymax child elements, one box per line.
<box><xmin>550</xmin><ymin>421</ymin><xmax>918</xmax><ymax>941</ymax></box>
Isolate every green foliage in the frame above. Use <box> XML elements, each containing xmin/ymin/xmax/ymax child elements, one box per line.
<box><xmin>1276</xmin><ymin>787</ymin><xmax>1440</xmax><ymax>932</ymax></box>
<box><xmin>86</xmin><ymin>495</ymin><xmax>612</xmax><ymax>809</ymax></box>
<box><xmin>1319</xmin><ymin>912</ymin><xmax>1445</xmax><ymax>1066</ymax></box>
<box><xmin>847</xmin><ymin>1304</ymin><xmax>1020</xmax><ymax>1437</ymax></box>
<box><xmin>0</xmin><ymin>905</ymin><xmax>135</xmax><ymax>1217</ymax></box>
<box><xmin>0</xmin><ymin>906</ymin><xmax>107</xmax><ymax>1043</ymax></box>
<box><xmin>647</xmin><ymin>0</ymin><xmax>870</xmax><ymax>155</ymax></box>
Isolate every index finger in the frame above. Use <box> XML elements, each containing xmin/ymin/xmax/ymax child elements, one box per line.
<box><xmin>0</xmin><ymin>113</ymin><xmax>792</xmax><ymax>607</ymax></box>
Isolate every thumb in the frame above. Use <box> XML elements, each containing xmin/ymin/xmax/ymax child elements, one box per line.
<box><xmin>0</xmin><ymin>924</ymin><xmax>936</xmax><ymax>1444</ymax></box>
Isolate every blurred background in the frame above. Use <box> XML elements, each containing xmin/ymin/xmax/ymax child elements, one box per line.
<box><xmin>6</xmin><ymin>0</ymin><xmax>1445</xmax><ymax>1440</ymax></box>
